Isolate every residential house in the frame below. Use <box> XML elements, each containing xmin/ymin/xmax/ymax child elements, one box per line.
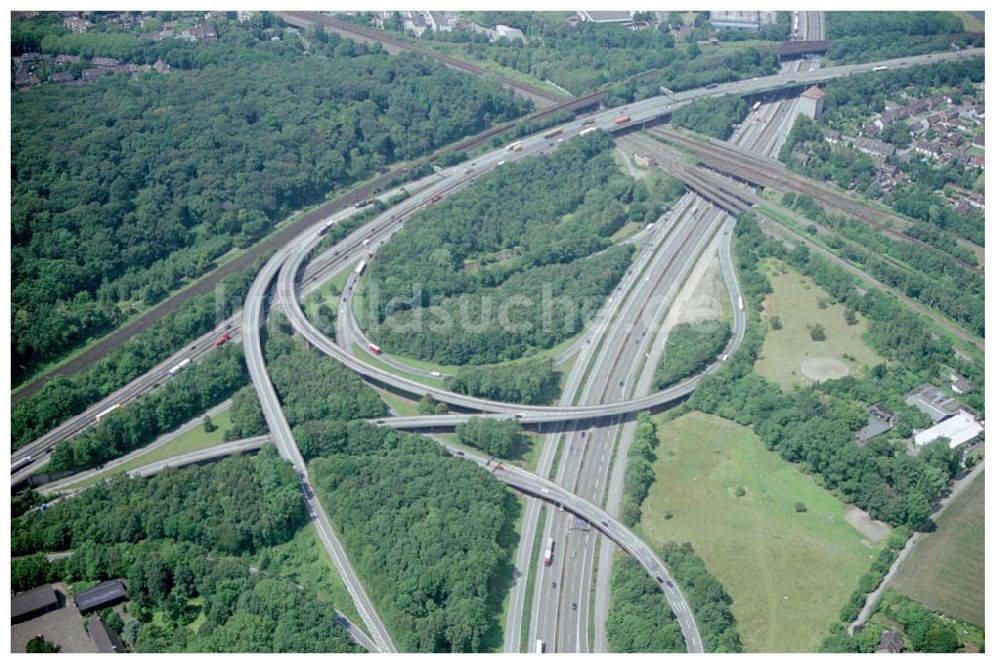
<box><xmin>856</xmin><ymin>404</ymin><xmax>895</xmax><ymax>444</ymax></box>
<box><xmin>948</xmin><ymin>371</ymin><xmax>973</xmax><ymax>395</ymax></box>
<box><xmin>64</xmin><ymin>16</ymin><xmax>92</xmax><ymax>33</ymax></box>
<box><xmin>854</xmin><ymin>137</ymin><xmax>895</xmax><ymax>160</ymax></box>
<box><xmin>81</xmin><ymin>68</ymin><xmax>110</xmax><ymax>82</ymax></box>
<box><xmin>821</xmin><ymin>128</ymin><xmax>841</xmax><ymax>144</ymax></box>
<box><xmin>875</xmin><ymin>630</ymin><xmax>904</xmax><ymax>654</ymax></box>
<box><xmin>49</xmin><ymin>71</ymin><xmax>76</xmax><ymax>83</ymax></box>
<box><xmin>913</xmin><ymin>141</ymin><xmax>941</xmax><ymax>159</ymax></box>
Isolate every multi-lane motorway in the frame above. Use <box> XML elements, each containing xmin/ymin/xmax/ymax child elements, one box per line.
<box><xmin>543</xmin><ymin>11</ymin><xmax>828</xmax><ymax>653</ymax></box>
<box><xmin>12</xmin><ymin>32</ymin><xmax>985</xmax><ymax>654</ymax></box>
<box><xmin>12</xmin><ymin>44</ymin><xmax>979</xmax><ymax>483</ymax></box>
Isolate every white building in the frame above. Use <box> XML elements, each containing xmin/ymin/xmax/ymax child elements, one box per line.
<box><xmin>494</xmin><ymin>24</ymin><xmax>525</xmax><ymax>42</ymax></box>
<box><xmin>914</xmin><ymin>411</ymin><xmax>983</xmax><ymax>449</ymax></box>
<box><xmin>576</xmin><ymin>10</ymin><xmax>634</xmax><ymax>24</ymax></box>
<box><xmin>709</xmin><ymin>11</ymin><xmax>776</xmax><ymax>32</ymax></box>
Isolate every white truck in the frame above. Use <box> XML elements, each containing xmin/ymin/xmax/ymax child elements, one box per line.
<box><xmin>168</xmin><ymin>358</ymin><xmax>192</xmax><ymax>376</ymax></box>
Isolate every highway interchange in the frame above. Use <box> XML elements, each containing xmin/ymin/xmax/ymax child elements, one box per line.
<box><xmin>11</xmin><ymin>19</ymin><xmax>985</xmax><ymax>653</ymax></box>
<box><xmin>11</xmin><ymin>43</ymin><xmax>980</xmax><ymax>479</ymax></box>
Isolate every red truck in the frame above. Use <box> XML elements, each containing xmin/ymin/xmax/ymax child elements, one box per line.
<box><xmin>430</xmin><ymin>193</ymin><xmax>443</xmax><ymax>204</ymax></box>
<box><xmin>613</xmin><ymin>115</ymin><xmax>631</xmax><ymax>125</ymax></box>
<box><xmin>368</xmin><ymin>343</ymin><xmax>382</xmax><ymax>355</ymax></box>
<box><xmin>214</xmin><ymin>332</ymin><xmax>231</xmax><ymax>347</ymax></box>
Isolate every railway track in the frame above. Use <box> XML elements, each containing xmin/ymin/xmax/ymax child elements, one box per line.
<box><xmin>653</xmin><ymin>127</ymin><xmax>983</xmax><ymax>276</ymax></box>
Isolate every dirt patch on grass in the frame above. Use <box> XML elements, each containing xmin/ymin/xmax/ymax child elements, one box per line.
<box><xmin>844</xmin><ymin>507</ymin><xmax>892</xmax><ymax>542</ymax></box>
<box><xmin>800</xmin><ymin>357</ymin><xmax>849</xmax><ymax>382</ymax></box>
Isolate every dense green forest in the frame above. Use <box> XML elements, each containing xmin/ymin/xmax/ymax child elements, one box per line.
<box><xmin>672</xmin><ymin>96</ymin><xmax>749</xmax><ymax>140</ymax></box>
<box><xmin>11</xmin><ymin>260</ymin><xmax>263</xmax><ymax>451</ymax></box>
<box><xmin>264</xmin><ymin>315</ymin><xmax>387</xmax><ymax>426</ymax></box>
<box><xmin>653</xmin><ymin>321</ymin><xmax>730</xmax><ymax>390</ymax></box>
<box><xmin>45</xmin><ymin>345</ymin><xmax>248</xmax><ymax>474</ymax></box>
<box><xmin>455</xmin><ymin>417</ymin><xmax>529</xmax><ymax>458</ymax></box>
<box><xmin>225</xmin><ymin>384</ymin><xmax>269</xmax><ymax>440</ymax></box>
<box><xmin>362</xmin><ymin>133</ymin><xmax>682</xmax><ymax>365</ymax></box>
<box><xmin>620</xmin><ymin>412</ymin><xmax>659</xmax><ymax>527</ymax></box>
<box><xmin>827</xmin><ymin>32</ymin><xmax>983</xmax><ymax>64</ymax></box>
<box><xmin>685</xmin><ymin>213</ymin><xmax>975</xmax><ymax>528</ymax></box>
<box><xmin>823</xmin><ymin>10</ymin><xmax>980</xmax><ymax>65</ymax></box>
<box><xmin>826</xmin><ymin>12</ymin><xmax>964</xmax><ymax>39</ymax></box>
<box><xmin>299</xmin><ymin>421</ymin><xmax>516</xmax><ymax>651</ymax></box>
<box><xmin>662</xmin><ymin>542</ymin><xmax>743</xmax><ymax>652</ymax></box>
<box><xmin>606</xmin><ymin>556</ymin><xmax>685</xmax><ymax>652</ymax></box>
<box><xmin>447</xmin><ymin>358</ymin><xmax>562</xmax><ymax>404</ymax></box>
<box><xmin>12</xmin><ymin>449</ymin><xmax>359</xmax><ymax>653</ymax></box>
<box><xmin>11</xmin><ymin>15</ymin><xmax>530</xmax><ymax>377</ymax></box>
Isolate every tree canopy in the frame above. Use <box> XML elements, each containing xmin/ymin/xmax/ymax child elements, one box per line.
<box><xmin>362</xmin><ymin>133</ymin><xmax>680</xmax><ymax>365</ymax></box>
<box><xmin>12</xmin><ymin>16</ymin><xmax>530</xmax><ymax>377</ymax></box>
<box><xmin>304</xmin><ymin>422</ymin><xmax>517</xmax><ymax>651</ymax></box>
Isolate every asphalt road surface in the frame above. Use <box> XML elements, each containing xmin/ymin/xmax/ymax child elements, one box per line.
<box><xmin>15</xmin><ymin>45</ymin><xmax>975</xmax><ymax>483</ymax></box>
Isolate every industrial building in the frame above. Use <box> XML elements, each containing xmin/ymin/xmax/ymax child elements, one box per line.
<box><xmin>708</xmin><ymin>10</ymin><xmax>776</xmax><ymax>31</ymax></box>
<box><xmin>576</xmin><ymin>10</ymin><xmax>634</xmax><ymax>24</ymax></box>
<box><xmin>88</xmin><ymin>614</ymin><xmax>127</xmax><ymax>653</ymax></box>
<box><xmin>905</xmin><ymin>384</ymin><xmax>962</xmax><ymax>423</ymax></box>
<box><xmin>74</xmin><ymin>580</ymin><xmax>128</xmax><ymax>614</ymax></box>
<box><xmin>11</xmin><ymin>584</ymin><xmax>60</xmax><ymax>624</ymax></box>
<box><xmin>914</xmin><ymin>411</ymin><xmax>983</xmax><ymax>449</ymax></box>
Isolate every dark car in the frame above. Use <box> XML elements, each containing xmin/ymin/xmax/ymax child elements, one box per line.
<box><xmin>551</xmin><ymin>581</ymin><xmax>557</xmax><ymax>589</ymax></box>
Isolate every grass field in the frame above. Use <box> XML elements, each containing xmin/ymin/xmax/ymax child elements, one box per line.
<box><xmin>954</xmin><ymin>11</ymin><xmax>985</xmax><ymax>32</ymax></box>
<box><xmin>63</xmin><ymin>407</ymin><xmax>234</xmax><ymax>490</ymax></box>
<box><xmin>375</xmin><ymin>388</ymin><xmax>422</xmax><ymax>417</ymax></box>
<box><xmin>890</xmin><ymin>472</ymin><xmax>985</xmax><ymax>628</ymax></box>
<box><xmin>754</xmin><ymin>259</ymin><xmax>885</xmax><ymax>389</ymax></box>
<box><xmin>639</xmin><ymin>411</ymin><xmax>884</xmax><ymax>652</ymax></box>
<box><xmin>424</xmin><ymin>42</ymin><xmax>574</xmax><ymax>99</ymax></box>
